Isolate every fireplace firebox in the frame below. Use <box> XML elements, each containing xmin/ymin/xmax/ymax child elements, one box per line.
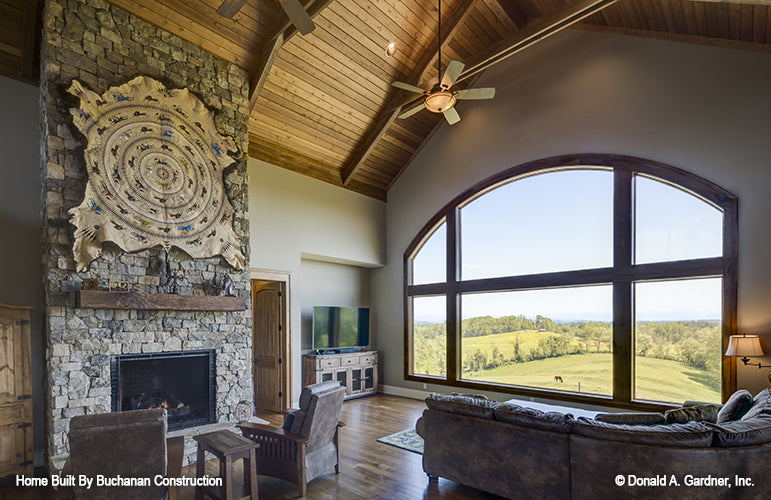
<box><xmin>110</xmin><ymin>350</ymin><xmax>216</xmax><ymax>431</ymax></box>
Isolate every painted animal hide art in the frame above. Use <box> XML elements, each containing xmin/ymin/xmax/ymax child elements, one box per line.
<box><xmin>67</xmin><ymin>76</ymin><xmax>245</xmax><ymax>272</ymax></box>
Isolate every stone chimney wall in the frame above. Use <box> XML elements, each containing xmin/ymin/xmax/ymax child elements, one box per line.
<box><xmin>40</xmin><ymin>0</ymin><xmax>252</xmax><ymax>459</ymax></box>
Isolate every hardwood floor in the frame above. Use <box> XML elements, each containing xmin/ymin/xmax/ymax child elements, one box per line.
<box><xmin>0</xmin><ymin>395</ymin><xmax>502</xmax><ymax>500</ymax></box>
<box><xmin>182</xmin><ymin>394</ymin><xmax>502</xmax><ymax>499</ymax></box>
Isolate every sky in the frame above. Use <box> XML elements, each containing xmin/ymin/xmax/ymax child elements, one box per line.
<box><xmin>411</xmin><ymin>169</ymin><xmax>723</xmax><ymax>323</ymax></box>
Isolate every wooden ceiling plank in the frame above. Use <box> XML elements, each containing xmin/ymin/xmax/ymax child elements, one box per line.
<box><xmin>753</xmin><ymin>5</ymin><xmax>767</xmax><ymax>42</ymax></box>
<box><xmin>252</xmin><ymin>108</ymin><xmax>353</xmax><ymax>157</ymax></box>
<box><xmin>474</xmin><ymin>1</ymin><xmax>515</xmax><ymax>39</ymax></box>
<box><xmin>344</xmin><ymin>0</ymin><xmax>434</xmax><ymax>67</ymax></box>
<box><xmin>257</xmin><ymin>86</ymin><xmax>365</xmax><ymax>141</ymax></box>
<box><xmin>254</xmin><ymin>90</ymin><xmax>367</xmax><ymax>143</ymax></box>
<box><xmin>282</xmin><ymin>32</ymin><xmax>391</xmax><ymax>101</ymax></box>
<box><xmin>494</xmin><ymin>0</ymin><xmax>529</xmax><ymax>29</ymax></box>
<box><xmin>741</xmin><ymin>4</ymin><xmax>755</xmax><ymax>41</ymax></box>
<box><xmin>254</xmin><ymin>104</ymin><xmax>356</xmax><ymax>159</ymax></box>
<box><xmin>264</xmin><ymin>64</ymin><xmax>374</xmax><ymax>125</ymax></box>
<box><xmin>163</xmin><ymin>0</ymin><xmax>262</xmax><ymax>49</ymax></box>
<box><xmin>417</xmin><ymin>0</ymin><xmax>482</xmax><ymax>84</ymax></box>
<box><xmin>680</xmin><ymin>0</ymin><xmax>699</xmax><ymax>35</ymax></box>
<box><xmin>247</xmin><ymin>0</ymin><xmax>335</xmax><ymax>111</ymax></box>
<box><xmin>106</xmin><ymin>0</ymin><xmax>250</xmax><ymax>66</ymax></box>
<box><xmin>315</xmin><ymin>7</ymin><xmax>419</xmax><ymax>84</ymax></box>
<box><xmin>573</xmin><ymin>21</ymin><xmax>771</xmax><ymax>53</ymax></box>
<box><xmin>341</xmin><ymin>0</ymin><xmax>481</xmax><ymax>186</ymax></box>
<box><xmin>20</xmin><ymin>0</ymin><xmax>37</xmax><ymax>80</ymax></box>
<box><xmin>273</xmin><ymin>46</ymin><xmax>384</xmax><ymax>115</ymax></box>
<box><xmin>766</xmin><ymin>6</ymin><xmax>771</xmax><ymax>42</ymax></box>
<box><xmin>455</xmin><ymin>0</ymin><xmax>619</xmax><ymax>85</ymax></box>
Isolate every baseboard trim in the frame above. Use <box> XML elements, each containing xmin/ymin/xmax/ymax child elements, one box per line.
<box><xmin>379</xmin><ymin>384</ymin><xmax>431</xmax><ymax>400</ymax></box>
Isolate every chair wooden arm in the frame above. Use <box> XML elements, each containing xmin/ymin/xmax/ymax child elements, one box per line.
<box><xmin>237</xmin><ymin>422</ymin><xmax>309</xmax><ymax>444</ymax></box>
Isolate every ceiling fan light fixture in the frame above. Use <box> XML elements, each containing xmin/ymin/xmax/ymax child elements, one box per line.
<box><xmin>424</xmin><ymin>90</ymin><xmax>456</xmax><ymax>113</ymax></box>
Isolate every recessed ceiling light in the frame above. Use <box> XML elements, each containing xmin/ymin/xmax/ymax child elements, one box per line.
<box><xmin>385</xmin><ymin>42</ymin><xmax>397</xmax><ymax>57</ymax></box>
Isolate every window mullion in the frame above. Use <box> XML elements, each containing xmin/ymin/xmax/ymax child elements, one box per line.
<box><xmin>613</xmin><ymin>169</ymin><xmax>634</xmax><ymax>403</ymax></box>
<box><xmin>446</xmin><ymin>208</ymin><xmax>459</xmax><ymax>382</ymax></box>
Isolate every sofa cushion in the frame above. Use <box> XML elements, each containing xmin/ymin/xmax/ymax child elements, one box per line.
<box><xmin>741</xmin><ymin>388</ymin><xmax>771</xmax><ymax>420</ymax></box>
<box><xmin>595</xmin><ymin>412</ymin><xmax>665</xmax><ymax>426</ymax></box>
<box><xmin>425</xmin><ymin>393</ymin><xmax>500</xmax><ymax>419</ymax></box>
<box><xmin>706</xmin><ymin>416</ymin><xmax>771</xmax><ymax>447</ymax></box>
<box><xmin>571</xmin><ymin>417</ymin><xmax>714</xmax><ymax>447</ymax></box>
<box><xmin>664</xmin><ymin>404</ymin><xmax>721</xmax><ymax>424</ymax></box>
<box><xmin>493</xmin><ymin>403</ymin><xmax>574</xmax><ymax>433</ymax></box>
<box><xmin>717</xmin><ymin>389</ymin><xmax>754</xmax><ymax>423</ymax></box>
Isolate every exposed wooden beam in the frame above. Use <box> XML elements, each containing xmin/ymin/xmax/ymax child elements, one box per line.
<box><xmin>573</xmin><ymin>22</ymin><xmax>771</xmax><ymax>54</ymax></box>
<box><xmin>341</xmin><ymin>0</ymin><xmax>480</xmax><ymax>186</ymax></box>
<box><xmin>456</xmin><ymin>0</ymin><xmax>619</xmax><ymax>85</ymax></box>
<box><xmin>248</xmin><ymin>135</ymin><xmax>387</xmax><ymax>201</ymax></box>
<box><xmin>248</xmin><ymin>34</ymin><xmax>284</xmax><ymax>111</ymax></box>
<box><xmin>247</xmin><ymin>0</ymin><xmax>335</xmax><ymax>112</ymax></box>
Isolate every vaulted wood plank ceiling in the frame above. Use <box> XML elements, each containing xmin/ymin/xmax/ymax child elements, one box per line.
<box><xmin>3</xmin><ymin>0</ymin><xmax>770</xmax><ymax>200</ymax></box>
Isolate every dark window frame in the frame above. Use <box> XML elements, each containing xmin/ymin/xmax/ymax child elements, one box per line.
<box><xmin>403</xmin><ymin>154</ymin><xmax>738</xmax><ymax>410</ymax></box>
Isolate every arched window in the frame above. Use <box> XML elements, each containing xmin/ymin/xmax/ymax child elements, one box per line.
<box><xmin>404</xmin><ymin>154</ymin><xmax>737</xmax><ymax>408</ymax></box>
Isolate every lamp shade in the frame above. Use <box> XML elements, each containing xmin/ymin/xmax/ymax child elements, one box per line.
<box><xmin>725</xmin><ymin>335</ymin><xmax>765</xmax><ymax>357</ymax></box>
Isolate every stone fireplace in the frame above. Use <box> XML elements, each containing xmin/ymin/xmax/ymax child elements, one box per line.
<box><xmin>111</xmin><ymin>350</ymin><xmax>216</xmax><ymax>431</ymax></box>
<box><xmin>40</xmin><ymin>0</ymin><xmax>252</xmax><ymax>462</ymax></box>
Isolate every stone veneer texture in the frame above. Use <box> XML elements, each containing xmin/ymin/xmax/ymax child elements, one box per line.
<box><xmin>40</xmin><ymin>0</ymin><xmax>252</xmax><ymax>459</ymax></box>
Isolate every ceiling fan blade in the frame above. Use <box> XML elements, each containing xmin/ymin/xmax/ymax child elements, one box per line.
<box><xmin>279</xmin><ymin>0</ymin><xmax>316</xmax><ymax>35</ymax></box>
<box><xmin>443</xmin><ymin>107</ymin><xmax>461</xmax><ymax>125</ymax></box>
<box><xmin>398</xmin><ymin>103</ymin><xmax>426</xmax><ymax>119</ymax></box>
<box><xmin>440</xmin><ymin>60</ymin><xmax>465</xmax><ymax>89</ymax></box>
<box><xmin>216</xmin><ymin>0</ymin><xmax>249</xmax><ymax>18</ymax></box>
<box><xmin>456</xmin><ymin>87</ymin><xmax>496</xmax><ymax>100</ymax></box>
<box><xmin>392</xmin><ymin>81</ymin><xmax>426</xmax><ymax>94</ymax></box>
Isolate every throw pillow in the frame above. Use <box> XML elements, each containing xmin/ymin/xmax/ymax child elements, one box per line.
<box><xmin>664</xmin><ymin>404</ymin><xmax>721</xmax><ymax>424</ymax></box>
<box><xmin>717</xmin><ymin>389</ymin><xmax>754</xmax><ymax>423</ymax></box>
<box><xmin>595</xmin><ymin>412</ymin><xmax>665</xmax><ymax>425</ymax></box>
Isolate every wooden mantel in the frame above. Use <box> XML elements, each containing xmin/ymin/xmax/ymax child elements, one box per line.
<box><xmin>76</xmin><ymin>290</ymin><xmax>247</xmax><ymax>311</ymax></box>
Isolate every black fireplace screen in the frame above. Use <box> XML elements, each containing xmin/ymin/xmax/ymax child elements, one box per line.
<box><xmin>111</xmin><ymin>350</ymin><xmax>216</xmax><ymax>431</ymax></box>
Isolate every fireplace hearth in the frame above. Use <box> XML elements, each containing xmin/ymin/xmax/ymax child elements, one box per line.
<box><xmin>111</xmin><ymin>350</ymin><xmax>216</xmax><ymax>431</ymax></box>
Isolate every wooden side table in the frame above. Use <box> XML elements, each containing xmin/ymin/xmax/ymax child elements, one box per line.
<box><xmin>194</xmin><ymin>430</ymin><xmax>259</xmax><ymax>500</ymax></box>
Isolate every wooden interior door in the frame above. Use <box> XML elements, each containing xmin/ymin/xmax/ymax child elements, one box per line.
<box><xmin>252</xmin><ymin>281</ymin><xmax>283</xmax><ymax>412</ymax></box>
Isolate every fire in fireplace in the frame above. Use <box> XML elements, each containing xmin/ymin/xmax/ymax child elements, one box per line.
<box><xmin>110</xmin><ymin>350</ymin><xmax>216</xmax><ymax>431</ymax></box>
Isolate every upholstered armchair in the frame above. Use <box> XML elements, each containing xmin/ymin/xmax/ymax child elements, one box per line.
<box><xmin>66</xmin><ymin>408</ymin><xmax>182</xmax><ymax>500</ymax></box>
<box><xmin>237</xmin><ymin>380</ymin><xmax>346</xmax><ymax>496</ymax></box>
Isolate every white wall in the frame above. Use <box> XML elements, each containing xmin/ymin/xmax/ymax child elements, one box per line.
<box><xmin>248</xmin><ymin>159</ymin><xmax>386</xmax><ymax>401</ymax></box>
<box><xmin>373</xmin><ymin>30</ymin><xmax>771</xmax><ymax>399</ymax></box>
<box><xmin>300</xmin><ymin>259</ymin><xmax>372</xmax><ymax>350</ymax></box>
<box><xmin>0</xmin><ymin>75</ymin><xmax>44</xmax><ymax>463</ymax></box>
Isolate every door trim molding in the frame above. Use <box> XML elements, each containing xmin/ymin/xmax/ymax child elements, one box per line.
<box><xmin>250</xmin><ymin>268</ymin><xmax>292</xmax><ymax>411</ymax></box>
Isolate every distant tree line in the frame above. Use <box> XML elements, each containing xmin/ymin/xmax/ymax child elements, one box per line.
<box><xmin>413</xmin><ymin>315</ymin><xmax>720</xmax><ymax>379</ymax></box>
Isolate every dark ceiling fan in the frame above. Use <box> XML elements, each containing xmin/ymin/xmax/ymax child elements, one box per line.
<box><xmin>391</xmin><ymin>0</ymin><xmax>495</xmax><ymax>125</ymax></box>
<box><xmin>216</xmin><ymin>0</ymin><xmax>315</xmax><ymax>36</ymax></box>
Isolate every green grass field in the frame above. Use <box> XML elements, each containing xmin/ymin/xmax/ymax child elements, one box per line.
<box><xmin>461</xmin><ymin>346</ymin><xmax>720</xmax><ymax>404</ymax></box>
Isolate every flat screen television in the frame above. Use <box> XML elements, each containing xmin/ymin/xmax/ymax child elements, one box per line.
<box><xmin>312</xmin><ymin>306</ymin><xmax>370</xmax><ymax>351</ymax></box>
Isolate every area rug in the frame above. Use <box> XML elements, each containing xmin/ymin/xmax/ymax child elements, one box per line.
<box><xmin>377</xmin><ymin>428</ymin><xmax>424</xmax><ymax>454</ymax></box>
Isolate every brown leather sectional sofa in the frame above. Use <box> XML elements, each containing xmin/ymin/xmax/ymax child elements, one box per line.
<box><xmin>416</xmin><ymin>390</ymin><xmax>771</xmax><ymax>499</ymax></box>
